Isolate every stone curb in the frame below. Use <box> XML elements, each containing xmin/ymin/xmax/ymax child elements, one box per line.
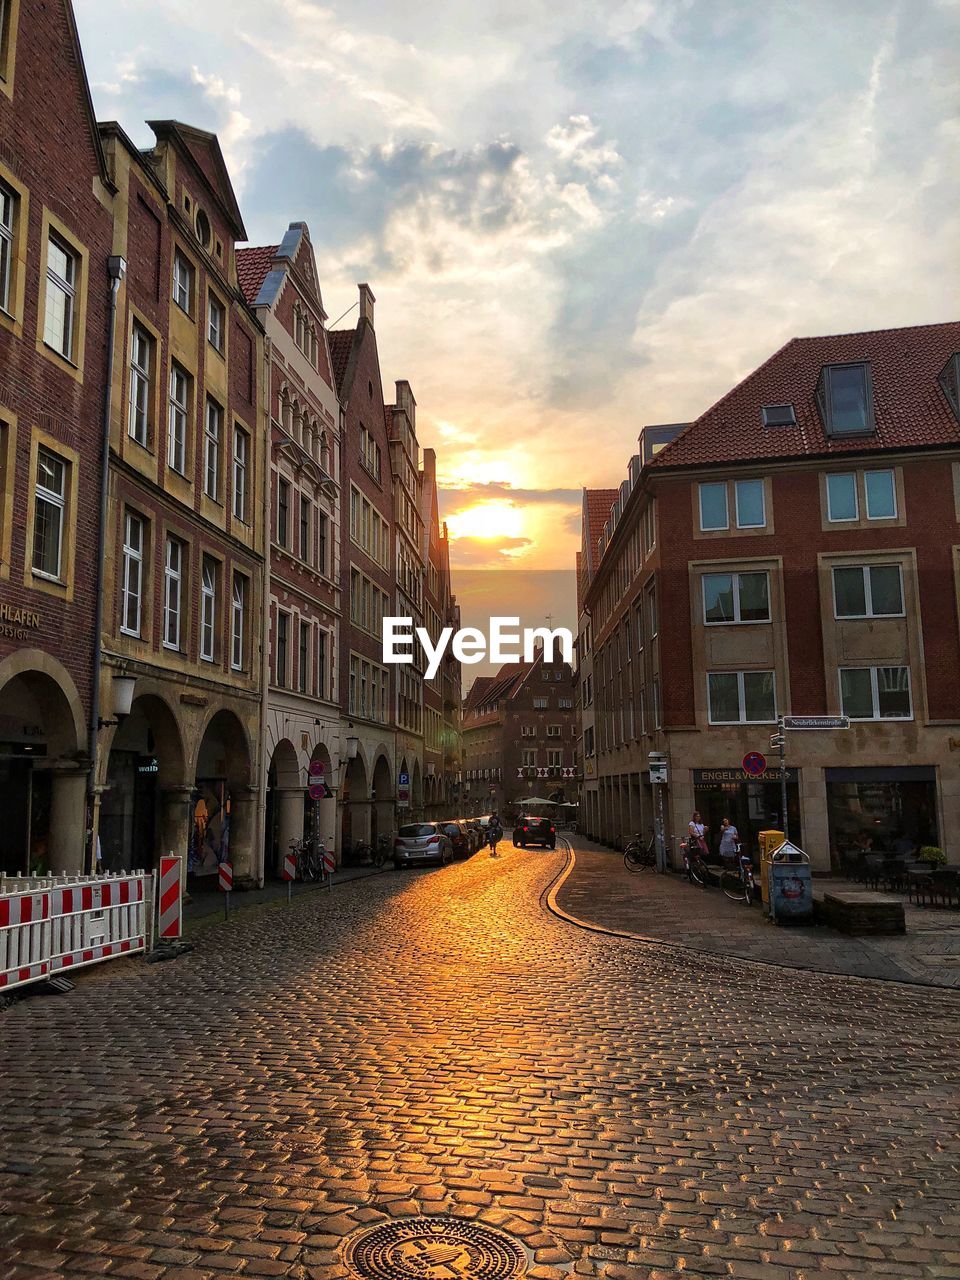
<box><xmin>542</xmin><ymin>839</ymin><xmax>960</xmax><ymax>995</ymax></box>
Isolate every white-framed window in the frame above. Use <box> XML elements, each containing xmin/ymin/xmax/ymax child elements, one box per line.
<box><xmin>32</xmin><ymin>447</ymin><xmax>66</xmax><ymax>579</ymax></box>
<box><xmin>232</xmin><ymin>425</ymin><xmax>248</xmax><ymax>522</ymax></box>
<box><xmin>43</xmin><ymin>234</ymin><xmax>77</xmax><ymax>358</ymax></box>
<box><xmin>734</xmin><ymin>479</ymin><xmax>765</xmax><ymax>528</ymax></box>
<box><xmin>163</xmin><ymin>536</ymin><xmax>184</xmax><ymax>650</ymax></box>
<box><xmin>121</xmin><ymin>511</ymin><xmax>144</xmax><ymax>637</ymax></box>
<box><xmin>533</xmin><ymin>697</ymin><xmax>548</xmax><ymax>709</ymax></box>
<box><xmin>231</xmin><ymin>572</ymin><xmax>247</xmax><ymax>670</ymax></box>
<box><xmin>521</xmin><ymin>725</ymin><xmax>536</xmax><ymax>737</ymax></box>
<box><xmin>318</xmin><ymin>511</ymin><xmax>328</xmax><ymax>575</ymax></box>
<box><xmin>172</xmin><ymin>251</ymin><xmax>193</xmax><ymax>314</ymax></box>
<box><xmin>277</xmin><ymin>477</ymin><xmax>289</xmax><ymax>547</ymax></box>
<box><xmin>299</xmin><ymin>495</ymin><xmax>311</xmax><ymax>563</ymax></box>
<box><xmin>204</xmin><ymin>398</ymin><xmax>222</xmax><ymax>499</ymax></box>
<box><xmin>702</xmin><ymin>571</ymin><xmax>770</xmax><ymax>624</ymax></box>
<box><xmin>652</xmin><ymin>678</ymin><xmax>662</xmax><ymax>729</ymax></box>
<box><xmin>647</xmin><ymin>583</ymin><xmax>658</xmax><ymax>638</ymax></box>
<box><xmin>200</xmin><ymin>555</ymin><xmax>217</xmax><ymax>661</ymax></box>
<box><xmin>833</xmin><ymin>564</ymin><xmax>904</xmax><ymax>619</ymax></box>
<box><xmin>547</xmin><ymin>724</ymin><xmax>561</xmax><ymax>737</ymax></box>
<box><xmin>707</xmin><ymin>670</ymin><xmax>776</xmax><ymax>724</ymax></box>
<box><xmin>840</xmin><ymin>666</ymin><xmax>912</xmax><ymax>721</ymax></box>
<box><xmin>317</xmin><ymin>627</ymin><xmax>328</xmax><ymax>700</ymax></box>
<box><xmin>207</xmin><ymin>293</ymin><xmax>225</xmax><ymax>353</ymax></box>
<box><xmin>826</xmin><ymin>473</ymin><xmax>858</xmax><ymax>522</ymax></box>
<box><xmin>521</xmin><ymin>748</ymin><xmax>537</xmax><ymax>767</ymax></box>
<box><xmin>699</xmin><ymin>482</ymin><xmax>728</xmax><ymax>531</ymax></box>
<box><xmin>298</xmin><ymin>618</ymin><xmax>310</xmax><ymax>694</ymax></box>
<box><xmin>558</xmin><ymin>697</ymin><xmax>573</xmax><ymax>708</ymax></box>
<box><xmin>168</xmin><ymin>363</ymin><xmax>189</xmax><ymax>475</ymax></box>
<box><xmin>547</xmin><ymin>748</ymin><xmax>562</xmax><ymax>768</ymax></box>
<box><xmin>0</xmin><ymin>181</ymin><xmax>15</xmax><ymax>314</ymax></box>
<box><xmin>276</xmin><ymin>611</ymin><xmax>290</xmax><ymax>687</ymax></box>
<box><xmin>864</xmin><ymin>469</ymin><xmax>896</xmax><ymax>520</ymax></box>
<box><xmin>128</xmin><ymin>324</ymin><xmax>152</xmax><ymax>446</ymax></box>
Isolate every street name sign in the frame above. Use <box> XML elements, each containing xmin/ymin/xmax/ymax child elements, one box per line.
<box><xmin>782</xmin><ymin>715</ymin><xmax>850</xmax><ymax>730</ymax></box>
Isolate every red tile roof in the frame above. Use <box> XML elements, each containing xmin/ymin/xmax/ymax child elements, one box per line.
<box><xmin>235</xmin><ymin>244</ymin><xmax>278</xmax><ymax>304</ymax></box>
<box><xmin>328</xmin><ymin>328</ymin><xmax>355</xmax><ymax>395</ymax></box>
<box><xmin>651</xmin><ymin>321</ymin><xmax>960</xmax><ymax>470</ymax></box>
<box><xmin>582</xmin><ymin>488</ymin><xmax>618</xmax><ymax>572</ymax></box>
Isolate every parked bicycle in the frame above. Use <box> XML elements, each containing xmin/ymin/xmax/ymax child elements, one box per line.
<box><xmin>371</xmin><ymin>832</ymin><xmax>392</xmax><ymax>868</ymax></box>
<box><xmin>720</xmin><ymin>852</ymin><xmax>757</xmax><ymax>904</ymax></box>
<box><xmin>289</xmin><ymin>836</ymin><xmax>323</xmax><ymax>882</ymax></box>
<box><xmin>623</xmin><ymin>834</ymin><xmax>657</xmax><ymax>872</ymax></box>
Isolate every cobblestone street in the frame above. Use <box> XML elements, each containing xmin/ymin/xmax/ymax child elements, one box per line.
<box><xmin>2</xmin><ymin>842</ymin><xmax>960</xmax><ymax>1280</ymax></box>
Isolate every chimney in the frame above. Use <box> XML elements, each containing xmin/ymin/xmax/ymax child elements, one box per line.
<box><xmin>395</xmin><ymin>379</ymin><xmax>416</xmax><ymax>430</ymax></box>
<box><xmin>358</xmin><ymin>283</ymin><xmax>375</xmax><ymax>327</ymax></box>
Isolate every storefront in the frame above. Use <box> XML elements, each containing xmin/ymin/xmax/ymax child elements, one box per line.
<box><xmin>826</xmin><ymin>766</ymin><xmax>938</xmax><ymax>867</ymax></box>
<box><xmin>692</xmin><ymin>766</ymin><xmax>801</xmax><ymax>857</ymax></box>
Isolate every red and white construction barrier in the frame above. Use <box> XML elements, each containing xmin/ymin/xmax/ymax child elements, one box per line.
<box><xmin>282</xmin><ymin>851</ymin><xmax>296</xmax><ymax>881</ymax></box>
<box><xmin>321</xmin><ymin>847</ymin><xmax>336</xmax><ymax>876</ymax></box>
<box><xmin>0</xmin><ymin>872</ymin><xmax>148</xmax><ymax>993</ymax></box>
<box><xmin>218</xmin><ymin>861</ymin><xmax>233</xmax><ymax>892</ymax></box>
<box><xmin>157</xmin><ymin>855</ymin><xmax>182</xmax><ymax>940</ymax></box>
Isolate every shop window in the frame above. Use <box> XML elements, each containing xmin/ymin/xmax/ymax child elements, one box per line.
<box><xmin>702</xmin><ymin>571</ymin><xmax>770</xmax><ymax>624</ymax></box>
<box><xmin>832</xmin><ymin>564</ymin><xmax>903</xmax><ymax>619</ymax></box>
<box><xmin>839</xmin><ymin>666</ymin><xmax>912</xmax><ymax>721</ymax></box>
<box><xmin>707</xmin><ymin>670</ymin><xmax>776</xmax><ymax>724</ymax></box>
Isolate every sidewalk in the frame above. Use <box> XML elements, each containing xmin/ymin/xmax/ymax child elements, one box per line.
<box><xmin>553</xmin><ymin>836</ymin><xmax>960</xmax><ymax>988</ymax></box>
<box><xmin>183</xmin><ymin>861</ymin><xmax>391</xmax><ymax>927</ymax></box>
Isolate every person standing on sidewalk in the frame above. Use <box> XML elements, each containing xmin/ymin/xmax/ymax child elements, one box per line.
<box><xmin>688</xmin><ymin>811</ymin><xmax>709</xmax><ymax>857</ymax></box>
<box><xmin>719</xmin><ymin>817</ymin><xmax>740</xmax><ymax>862</ymax></box>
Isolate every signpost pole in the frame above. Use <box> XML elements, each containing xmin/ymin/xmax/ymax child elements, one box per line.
<box><xmin>778</xmin><ymin>715</ymin><xmax>789</xmax><ymax>841</ymax></box>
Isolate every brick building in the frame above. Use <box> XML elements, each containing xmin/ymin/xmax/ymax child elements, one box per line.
<box><xmin>0</xmin><ymin>0</ymin><xmax>115</xmax><ymax>873</ymax></box>
<box><xmin>420</xmin><ymin>447</ymin><xmax>461</xmax><ymax>816</ymax></box>
<box><xmin>238</xmin><ymin>223</ymin><xmax>341</xmax><ymax>875</ymax></box>
<box><xmin>94</xmin><ymin>119</ymin><xmax>266</xmax><ymax>886</ymax></box>
<box><xmin>575</xmin><ymin>488</ymin><xmax>617</xmax><ymax>841</ymax></box>
<box><xmin>583</xmin><ymin>322</ymin><xmax>960</xmax><ymax>871</ymax></box>
<box><xmin>462</xmin><ymin>653</ymin><xmax>579</xmax><ymax>819</ymax></box>
<box><xmin>329</xmin><ymin>287</ymin><xmax>398</xmax><ymax>852</ymax></box>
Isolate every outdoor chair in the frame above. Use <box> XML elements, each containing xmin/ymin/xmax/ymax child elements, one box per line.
<box><xmin>929</xmin><ymin>867</ymin><xmax>960</xmax><ymax>909</ymax></box>
<box><xmin>880</xmin><ymin>857</ymin><xmax>909</xmax><ymax>891</ymax></box>
<box><xmin>906</xmin><ymin>863</ymin><xmax>934</xmax><ymax>905</ymax></box>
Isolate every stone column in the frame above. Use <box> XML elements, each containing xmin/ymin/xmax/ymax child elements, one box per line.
<box><xmin>158</xmin><ymin>785</ymin><xmax>193</xmax><ymax>892</ymax></box>
<box><xmin>317</xmin><ymin>794</ymin><xmax>338</xmax><ymax>863</ymax></box>
<box><xmin>276</xmin><ymin>787</ymin><xmax>305</xmax><ymax>871</ymax></box>
<box><xmin>229</xmin><ymin>786</ymin><xmax>258</xmax><ymax>885</ymax></box>
<box><xmin>47</xmin><ymin>768</ymin><xmax>87</xmax><ymax>874</ymax></box>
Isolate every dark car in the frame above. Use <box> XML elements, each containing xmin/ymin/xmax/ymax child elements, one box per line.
<box><xmin>441</xmin><ymin>821</ymin><xmax>472</xmax><ymax>859</ymax></box>
<box><xmin>394</xmin><ymin>822</ymin><xmax>453</xmax><ymax>869</ymax></box>
<box><xmin>460</xmin><ymin>819</ymin><xmax>483</xmax><ymax>854</ymax></box>
<box><xmin>513</xmin><ymin>816</ymin><xmax>556</xmax><ymax>849</ymax></box>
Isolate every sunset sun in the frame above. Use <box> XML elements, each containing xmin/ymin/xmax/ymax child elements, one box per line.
<box><xmin>445</xmin><ymin>501</ymin><xmax>525</xmax><ymax>541</ymax></box>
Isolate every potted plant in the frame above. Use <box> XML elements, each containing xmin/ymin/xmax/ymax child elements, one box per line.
<box><xmin>918</xmin><ymin>845</ymin><xmax>947</xmax><ymax>867</ymax></box>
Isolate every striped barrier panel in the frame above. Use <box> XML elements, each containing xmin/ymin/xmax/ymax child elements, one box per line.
<box><xmin>0</xmin><ymin>890</ymin><xmax>51</xmax><ymax>991</ymax></box>
<box><xmin>218</xmin><ymin>861</ymin><xmax>233</xmax><ymax>892</ymax></box>
<box><xmin>282</xmin><ymin>852</ymin><xmax>296</xmax><ymax>881</ymax></box>
<box><xmin>157</xmin><ymin>855</ymin><xmax>183</xmax><ymax>939</ymax></box>
<box><xmin>48</xmin><ymin>876</ymin><xmax>147</xmax><ymax>974</ymax></box>
<box><xmin>321</xmin><ymin>847</ymin><xmax>336</xmax><ymax>876</ymax></box>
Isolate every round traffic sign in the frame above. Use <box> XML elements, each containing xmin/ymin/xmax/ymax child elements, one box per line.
<box><xmin>308</xmin><ymin>783</ymin><xmax>325</xmax><ymax>800</ymax></box>
<box><xmin>309</xmin><ymin>760</ymin><xmax>325</xmax><ymax>777</ymax></box>
<box><xmin>742</xmin><ymin>751</ymin><xmax>767</xmax><ymax>777</ymax></box>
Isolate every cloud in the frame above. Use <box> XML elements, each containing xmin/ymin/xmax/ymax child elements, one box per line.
<box><xmin>449</xmin><ymin>536</ymin><xmax>534</xmax><ymax>568</ymax></box>
<box><xmin>439</xmin><ymin>483</ymin><xmax>580</xmax><ymax>514</ymax></box>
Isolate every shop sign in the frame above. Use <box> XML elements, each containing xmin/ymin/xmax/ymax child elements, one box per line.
<box><xmin>0</xmin><ymin>602</ymin><xmax>42</xmax><ymax>641</ymax></box>
<box><xmin>137</xmin><ymin>757</ymin><xmax>159</xmax><ymax>774</ymax></box>
<box><xmin>693</xmin><ymin>767</ymin><xmax>799</xmax><ymax>785</ymax></box>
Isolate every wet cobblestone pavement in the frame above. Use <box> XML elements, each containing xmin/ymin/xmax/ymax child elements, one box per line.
<box><xmin>2</xmin><ymin>843</ymin><xmax>959</xmax><ymax>1279</ymax></box>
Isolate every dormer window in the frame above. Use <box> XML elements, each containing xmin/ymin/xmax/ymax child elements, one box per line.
<box><xmin>816</xmin><ymin>362</ymin><xmax>875</xmax><ymax>436</ymax></box>
<box><xmin>938</xmin><ymin>353</ymin><xmax>960</xmax><ymax>422</ymax></box>
<box><xmin>761</xmin><ymin>403</ymin><xmax>796</xmax><ymax>427</ymax></box>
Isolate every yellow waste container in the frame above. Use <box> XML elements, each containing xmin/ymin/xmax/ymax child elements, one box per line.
<box><xmin>758</xmin><ymin>829</ymin><xmax>785</xmax><ymax>909</ymax></box>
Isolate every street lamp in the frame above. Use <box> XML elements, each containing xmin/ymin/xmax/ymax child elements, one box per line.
<box><xmin>98</xmin><ymin>672</ymin><xmax>137</xmax><ymax>729</ymax></box>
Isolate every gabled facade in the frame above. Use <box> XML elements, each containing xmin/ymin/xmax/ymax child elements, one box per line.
<box><xmin>95</xmin><ymin>119</ymin><xmax>267</xmax><ymax>887</ymax></box>
<box><xmin>462</xmin><ymin>654</ymin><xmax>579</xmax><ymax>818</ymax></box>
<box><xmin>420</xmin><ymin>447</ymin><xmax>461</xmax><ymax>816</ymax></box>
<box><xmin>330</xmin><ymin>287</ymin><xmax>397</xmax><ymax>852</ymax></box>
<box><xmin>0</xmin><ymin>0</ymin><xmax>115</xmax><ymax>874</ymax></box>
<box><xmin>238</xmin><ymin>222</ymin><xmax>341</xmax><ymax>875</ymax></box>
<box><xmin>585</xmin><ymin>322</ymin><xmax>960</xmax><ymax>871</ymax></box>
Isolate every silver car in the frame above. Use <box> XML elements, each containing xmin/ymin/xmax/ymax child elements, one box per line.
<box><xmin>393</xmin><ymin>822</ymin><xmax>453</xmax><ymax>869</ymax></box>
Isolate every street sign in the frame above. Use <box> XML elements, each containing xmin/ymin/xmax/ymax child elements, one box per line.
<box><xmin>742</xmin><ymin>751</ymin><xmax>767</xmax><ymax>777</ymax></box>
<box><xmin>398</xmin><ymin>770</ymin><xmax>410</xmax><ymax>786</ymax></box>
<box><xmin>782</xmin><ymin>715</ymin><xmax>850</xmax><ymax>730</ymax></box>
<box><xmin>308</xmin><ymin>782</ymin><xmax>325</xmax><ymax>801</ymax></box>
<box><xmin>769</xmin><ymin>734</ymin><xmax>785</xmax><ymax>748</ymax></box>
<box><xmin>309</xmin><ymin>760</ymin><xmax>325</xmax><ymax>777</ymax></box>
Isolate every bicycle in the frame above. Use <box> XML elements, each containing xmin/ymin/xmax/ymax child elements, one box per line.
<box><xmin>720</xmin><ymin>852</ymin><xmax>757</xmax><ymax>904</ymax></box>
<box><xmin>682</xmin><ymin>838</ymin><xmax>724</xmax><ymax>889</ymax></box>
<box><xmin>371</xmin><ymin>833</ymin><xmax>392</xmax><ymax>869</ymax></box>
<box><xmin>289</xmin><ymin>837</ymin><xmax>322</xmax><ymax>882</ymax></box>
<box><xmin>623</xmin><ymin>835</ymin><xmax>657</xmax><ymax>872</ymax></box>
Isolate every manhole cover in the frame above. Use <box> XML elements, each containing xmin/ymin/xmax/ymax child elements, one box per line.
<box><xmin>341</xmin><ymin>1215</ymin><xmax>527</xmax><ymax>1279</ymax></box>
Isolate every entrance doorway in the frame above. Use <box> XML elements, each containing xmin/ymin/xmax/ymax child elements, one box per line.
<box><xmin>692</xmin><ymin>767</ymin><xmax>801</xmax><ymax>858</ymax></box>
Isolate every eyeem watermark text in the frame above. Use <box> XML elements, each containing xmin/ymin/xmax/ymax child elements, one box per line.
<box><xmin>383</xmin><ymin>617</ymin><xmax>574</xmax><ymax>679</ymax></box>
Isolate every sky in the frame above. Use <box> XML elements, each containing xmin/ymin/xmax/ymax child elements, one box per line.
<box><xmin>78</xmin><ymin>0</ymin><xmax>960</xmax><ymax>639</ymax></box>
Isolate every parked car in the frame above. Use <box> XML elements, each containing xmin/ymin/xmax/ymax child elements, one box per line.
<box><xmin>462</xmin><ymin>819</ymin><xmax>484</xmax><ymax>853</ymax></box>
<box><xmin>394</xmin><ymin>822</ymin><xmax>453</xmax><ymax>869</ymax></box>
<box><xmin>441</xmin><ymin>821</ymin><xmax>472</xmax><ymax>859</ymax></box>
<box><xmin>513</xmin><ymin>816</ymin><xmax>556</xmax><ymax>849</ymax></box>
